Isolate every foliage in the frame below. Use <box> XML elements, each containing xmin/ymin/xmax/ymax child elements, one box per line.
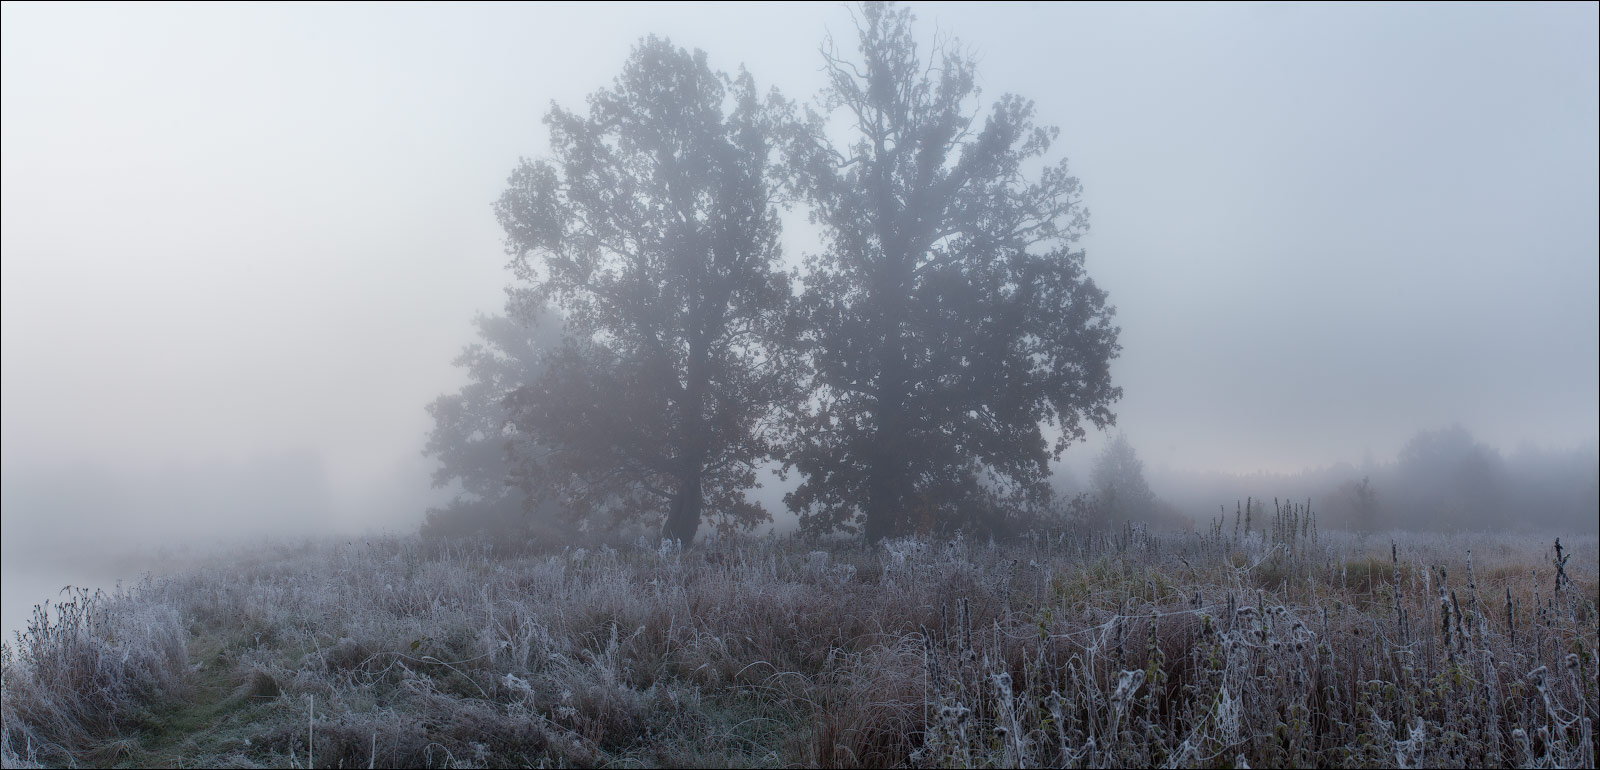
<box><xmin>1391</xmin><ymin>424</ymin><xmax>1509</xmax><ymax>528</ymax></box>
<box><xmin>1089</xmin><ymin>433</ymin><xmax>1159</xmax><ymax>523</ymax></box>
<box><xmin>1336</xmin><ymin>475</ymin><xmax>1380</xmax><ymax>535</ymax></box>
<box><xmin>779</xmin><ymin>4</ymin><xmax>1121</xmax><ymax>541</ymax></box>
<box><xmin>494</xmin><ymin>37</ymin><xmax>799</xmax><ymax>544</ymax></box>
<box><xmin>420</xmin><ymin>300</ymin><xmax>564</xmax><ymax>542</ymax></box>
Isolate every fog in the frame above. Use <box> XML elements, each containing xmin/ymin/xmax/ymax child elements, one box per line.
<box><xmin>4</xmin><ymin>3</ymin><xmax>1596</xmax><ymax>631</ymax></box>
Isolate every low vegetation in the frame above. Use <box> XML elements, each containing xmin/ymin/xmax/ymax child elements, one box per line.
<box><xmin>3</xmin><ymin>523</ymin><xmax>1596</xmax><ymax>768</ymax></box>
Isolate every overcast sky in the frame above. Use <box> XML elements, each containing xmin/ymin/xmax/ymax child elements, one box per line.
<box><xmin>3</xmin><ymin>2</ymin><xmax>1596</xmax><ymax>540</ymax></box>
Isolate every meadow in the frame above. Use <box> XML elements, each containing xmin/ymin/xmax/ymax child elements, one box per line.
<box><xmin>3</xmin><ymin>518</ymin><xmax>1595</xmax><ymax>768</ymax></box>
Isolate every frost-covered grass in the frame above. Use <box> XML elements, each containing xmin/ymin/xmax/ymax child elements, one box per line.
<box><xmin>2</xmin><ymin>525</ymin><xmax>1596</xmax><ymax>768</ymax></box>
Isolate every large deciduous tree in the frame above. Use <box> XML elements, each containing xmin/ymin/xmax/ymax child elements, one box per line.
<box><xmin>494</xmin><ymin>38</ymin><xmax>796</xmax><ymax>544</ymax></box>
<box><xmin>783</xmin><ymin>3</ymin><xmax>1121</xmax><ymax>541</ymax></box>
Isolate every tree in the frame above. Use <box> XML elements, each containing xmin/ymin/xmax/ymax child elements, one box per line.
<box><xmin>421</xmin><ymin>298</ymin><xmax>563</xmax><ymax>540</ymax></box>
<box><xmin>1392</xmin><ymin>424</ymin><xmax>1506</xmax><ymax>528</ymax></box>
<box><xmin>782</xmin><ymin>3</ymin><xmax>1121</xmax><ymax>541</ymax></box>
<box><xmin>494</xmin><ymin>38</ymin><xmax>797</xmax><ymax>544</ymax></box>
<box><xmin>1089</xmin><ymin>434</ymin><xmax>1158</xmax><ymax>524</ymax></box>
<box><xmin>1335</xmin><ymin>475</ymin><xmax>1379</xmax><ymax>535</ymax></box>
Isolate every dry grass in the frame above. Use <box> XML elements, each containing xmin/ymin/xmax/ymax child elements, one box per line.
<box><xmin>3</xmin><ymin>525</ymin><xmax>1596</xmax><ymax>768</ymax></box>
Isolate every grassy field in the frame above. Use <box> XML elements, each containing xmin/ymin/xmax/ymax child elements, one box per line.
<box><xmin>2</xmin><ymin>522</ymin><xmax>1596</xmax><ymax>768</ymax></box>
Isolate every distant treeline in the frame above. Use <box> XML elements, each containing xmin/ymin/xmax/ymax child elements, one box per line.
<box><xmin>1141</xmin><ymin>424</ymin><xmax>1599</xmax><ymax>533</ymax></box>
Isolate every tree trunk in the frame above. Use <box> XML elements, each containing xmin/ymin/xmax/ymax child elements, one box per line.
<box><xmin>666</xmin><ymin>317</ymin><xmax>710</xmax><ymax>546</ymax></box>
<box><xmin>865</xmin><ymin>310</ymin><xmax>905</xmax><ymax>543</ymax></box>
<box><xmin>664</xmin><ymin>470</ymin><xmax>702</xmax><ymax>545</ymax></box>
<box><xmin>864</xmin><ymin>450</ymin><xmax>897</xmax><ymax>543</ymax></box>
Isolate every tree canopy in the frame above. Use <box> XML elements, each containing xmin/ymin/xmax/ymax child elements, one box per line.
<box><xmin>421</xmin><ymin>299</ymin><xmax>563</xmax><ymax>540</ymax></box>
<box><xmin>430</xmin><ymin>4</ymin><xmax>1127</xmax><ymax>545</ymax></box>
<box><xmin>494</xmin><ymin>37</ymin><xmax>797</xmax><ymax>543</ymax></box>
<box><xmin>1089</xmin><ymin>433</ymin><xmax>1159</xmax><ymax>525</ymax></box>
<box><xmin>780</xmin><ymin>4</ymin><xmax>1121</xmax><ymax>540</ymax></box>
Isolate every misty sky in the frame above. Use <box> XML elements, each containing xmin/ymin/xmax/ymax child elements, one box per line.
<box><xmin>3</xmin><ymin>2</ymin><xmax>1597</xmax><ymax>540</ymax></box>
